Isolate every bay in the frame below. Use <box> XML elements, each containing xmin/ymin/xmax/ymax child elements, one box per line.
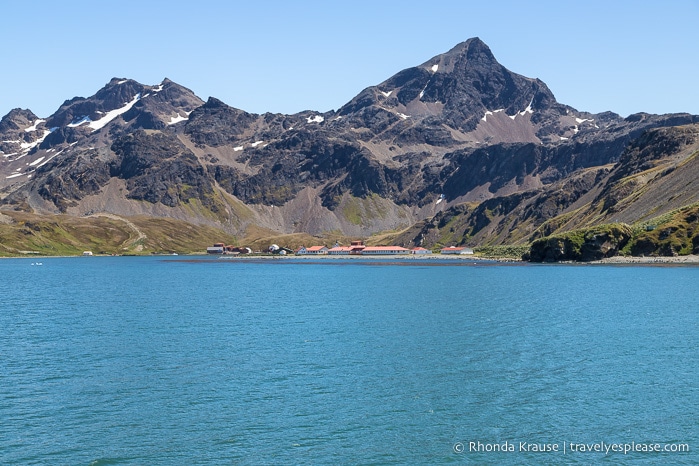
<box><xmin>1</xmin><ymin>256</ymin><xmax>696</xmax><ymax>464</ymax></box>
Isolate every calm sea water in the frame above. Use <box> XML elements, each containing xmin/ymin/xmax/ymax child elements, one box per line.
<box><xmin>1</xmin><ymin>256</ymin><xmax>696</xmax><ymax>465</ymax></box>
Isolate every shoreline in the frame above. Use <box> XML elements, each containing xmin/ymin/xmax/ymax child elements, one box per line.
<box><xmin>215</xmin><ymin>254</ymin><xmax>699</xmax><ymax>265</ymax></box>
<box><xmin>214</xmin><ymin>254</ymin><xmax>516</xmax><ymax>262</ymax></box>
<box><xmin>3</xmin><ymin>252</ymin><xmax>699</xmax><ymax>265</ymax></box>
<box><xmin>207</xmin><ymin>253</ymin><xmax>699</xmax><ymax>265</ymax></box>
<box><xmin>591</xmin><ymin>254</ymin><xmax>699</xmax><ymax>264</ymax></box>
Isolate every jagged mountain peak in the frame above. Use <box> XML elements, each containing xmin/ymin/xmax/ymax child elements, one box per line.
<box><xmin>192</xmin><ymin>96</ymin><xmax>256</xmax><ymax>122</ymax></box>
<box><xmin>38</xmin><ymin>78</ymin><xmax>204</xmax><ymax>135</ymax></box>
<box><xmin>45</xmin><ymin>79</ymin><xmax>145</xmax><ymax>129</ymax></box>
<box><xmin>422</xmin><ymin>37</ymin><xmax>496</xmax><ymax>70</ymax></box>
<box><xmin>0</xmin><ymin>108</ymin><xmax>52</xmax><ymax>163</ymax></box>
<box><xmin>411</xmin><ymin>36</ymin><xmax>557</xmax><ymax>114</ymax></box>
<box><xmin>202</xmin><ymin>96</ymin><xmax>231</xmax><ymax>109</ymax></box>
<box><xmin>456</xmin><ymin>36</ymin><xmax>493</xmax><ymax>56</ymax></box>
<box><xmin>0</xmin><ymin>77</ymin><xmax>205</xmax><ymax>169</ymax></box>
<box><xmin>336</xmin><ymin>37</ymin><xmax>580</xmax><ymax>145</ymax></box>
<box><xmin>0</xmin><ymin>108</ymin><xmax>40</xmax><ymax>133</ymax></box>
<box><xmin>94</xmin><ymin>78</ymin><xmax>146</xmax><ymax>103</ymax></box>
<box><xmin>105</xmin><ymin>77</ymin><xmax>135</xmax><ymax>86</ymax></box>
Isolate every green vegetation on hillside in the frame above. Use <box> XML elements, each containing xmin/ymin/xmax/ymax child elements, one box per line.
<box><xmin>526</xmin><ymin>223</ymin><xmax>632</xmax><ymax>262</ymax></box>
<box><xmin>525</xmin><ymin>203</ymin><xmax>699</xmax><ymax>261</ymax></box>
<box><xmin>3</xmin><ymin>201</ymin><xmax>698</xmax><ymax>260</ymax></box>
<box><xmin>623</xmin><ymin>203</ymin><xmax>699</xmax><ymax>256</ymax></box>
<box><xmin>0</xmin><ymin>212</ymin><xmax>237</xmax><ymax>256</ymax></box>
<box><xmin>341</xmin><ymin>194</ymin><xmax>390</xmax><ymax>226</ymax></box>
<box><xmin>473</xmin><ymin>245</ymin><xmax>530</xmax><ymax>260</ymax></box>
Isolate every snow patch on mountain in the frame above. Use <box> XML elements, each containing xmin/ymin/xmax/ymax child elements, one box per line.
<box><xmin>24</xmin><ymin>119</ymin><xmax>46</xmax><ymax>132</ymax></box>
<box><xmin>36</xmin><ymin>149</ymin><xmax>64</xmax><ymax>168</ymax></box>
<box><xmin>508</xmin><ymin>99</ymin><xmax>534</xmax><ymax>120</ymax></box>
<box><xmin>29</xmin><ymin>156</ymin><xmax>45</xmax><ymax>167</ymax></box>
<box><xmin>306</xmin><ymin>115</ymin><xmax>324</xmax><ymax>124</ymax></box>
<box><xmin>68</xmin><ymin>116</ymin><xmax>92</xmax><ymax>128</ymax></box>
<box><xmin>419</xmin><ymin>83</ymin><xmax>428</xmax><ymax>99</ymax></box>
<box><xmin>167</xmin><ymin>110</ymin><xmax>192</xmax><ymax>125</ymax></box>
<box><xmin>88</xmin><ymin>94</ymin><xmax>141</xmax><ymax>131</ymax></box>
<box><xmin>20</xmin><ymin>129</ymin><xmax>51</xmax><ymax>151</ymax></box>
<box><xmin>481</xmin><ymin>109</ymin><xmax>504</xmax><ymax>122</ymax></box>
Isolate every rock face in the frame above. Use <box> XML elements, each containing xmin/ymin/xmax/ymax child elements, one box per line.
<box><xmin>338</xmin><ymin>38</ymin><xmax>569</xmax><ymax>145</ymax></box>
<box><xmin>1</xmin><ymin>38</ymin><xmax>699</xmax><ymax>248</ymax></box>
<box><xmin>526</xmin><ymin>224</ymin><xmax>632</xmax><ymax>262</ymax></box>
<box><xmin>110</xmin><ymin>131</ymin><xmax>216</xmax><ymax>209</ymax></box>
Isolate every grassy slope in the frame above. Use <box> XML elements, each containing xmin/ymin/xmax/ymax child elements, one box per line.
<box><xmin>240</xmin><ymin>225</ymin><xmax>354</xmax><ymax>252</ymax></box>
<box><xmin>0</xmin><ymin>212</ymin><xmax>237</xmax><ymax>256</ymax></box>
<box><xmin>623</xmin><ymin>203</ymin><xmax>699</xmax><ymax>256</ymax></box>
<box><xmin>526</xmin><ymin>203</ymin><xmax>699</xmax><ymax>260</ymax></box>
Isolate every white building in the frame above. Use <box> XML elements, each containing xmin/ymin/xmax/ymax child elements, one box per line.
<box><xmin>327</xmin><ymin>246</ymin><xmax>352</xmax><ymax>255</ymax></box>
<box><xmin>361</xmin><ymin>246</ymin><xmax>411</xmax><ymax>255</ymax></box>
<box><xmin>296</xmin><ymin>246</ymin><xmax>329</xmax><ymax>255</ymax></box>
<box><xmin>440</xmin><ymin>246</ymin><xmax>474</xmax><ymax>255</ymax></box>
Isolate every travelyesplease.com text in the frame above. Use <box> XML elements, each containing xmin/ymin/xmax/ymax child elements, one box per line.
<box><xmin>454</xmin><ymin>440</ymin><xmax>689</xmax><ymax>455</ymax></box>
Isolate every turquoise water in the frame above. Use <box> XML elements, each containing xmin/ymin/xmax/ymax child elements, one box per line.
<box><xmin>1</xmin><ymin>256</ymin><xmax>696</xmax><ymax>464</ymax></box>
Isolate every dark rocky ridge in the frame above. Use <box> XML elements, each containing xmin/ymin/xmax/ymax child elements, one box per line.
<box><xmin>1</xmin><ymin>38</ymin><xmax>699</xmax><ymax>251</ymax></box>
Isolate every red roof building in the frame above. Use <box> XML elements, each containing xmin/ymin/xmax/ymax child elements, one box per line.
<box><xmin>296</xmin><ymin>246</ymin><xmax>329</xmax><ymax>255</ymax></box>
<box><xmin>327</xmin><ymin>246</ymin><xmax>353</xmax><ymax>255</ymax></box>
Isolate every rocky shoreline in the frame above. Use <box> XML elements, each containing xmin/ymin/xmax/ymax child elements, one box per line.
<box><xmin>218</xmin><ymin>253</ymin><xmax>699</xmax><ymax>265</ymax></box>
<box><xmin>592</xmin><ymin>254</ymin><xmax>699</xmax><ymax>264</ymax></box>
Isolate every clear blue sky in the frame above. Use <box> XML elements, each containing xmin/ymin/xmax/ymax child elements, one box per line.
<box><xmin>2</xmin><ymin>1</ymin><xmax>698</xmax><ymax>119</ymax></box>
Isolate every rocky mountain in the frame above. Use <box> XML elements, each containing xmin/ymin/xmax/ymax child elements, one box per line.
<box><xmin>1</xmin><ymin>37</ymin><xmax>698</xmax><ymax>255</ymax></box>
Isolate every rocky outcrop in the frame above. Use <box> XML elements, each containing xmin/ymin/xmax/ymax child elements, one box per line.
<box><xmin>628</xmin><ymin>205</ymin><xmax>699</xmax><ymax>256</ymax></box>
<box><xmin>0</xmin><ymin>108</ymin><xmax>39</xmax><ymax>133</ymax></box>
<box><xmin>0</xmin><ymin>109</ymin><xmax>46</xmax><ymax>156</ymax></box>
<box><xmin>110</xmin><ymin>131</ymin><xmax>217</xmax><ymax>209</ymax></box>
<box><xmin>526</xmin><ymin>224</ymin><xmax>632</xmax><ymax>262</ymax></box>
<box><xmin>34</xmin><ymin>150</ymin><xmax>111</xmax><ymax>212</ymax></box>
<box><xmin>185</xmin><ymin>97</ymin><xmax>258</xmax><ymax>147</ymax></box>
